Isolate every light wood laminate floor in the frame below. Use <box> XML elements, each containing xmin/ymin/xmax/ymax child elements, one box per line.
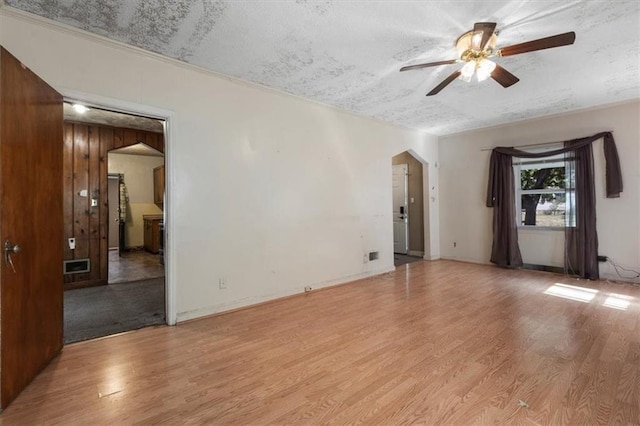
<box><xmin>2</xmin><ymin>260</ymin><xmax>639</xmax><ymax>424</ymax></box>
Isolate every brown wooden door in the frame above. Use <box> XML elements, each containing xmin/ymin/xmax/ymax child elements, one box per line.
<box><xmin>0</xmin><ymin>47</ymin><xmax>63</xmax><ymax>409</ymax></box>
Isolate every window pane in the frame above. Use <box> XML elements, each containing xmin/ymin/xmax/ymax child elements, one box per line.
<box><xmin>565</xmin><ymin>189</ymin><xmax>576</xmax><ymax>227</ymax></box>
<box><xmin>520</xmin><ymin>166</ymin><xmax>566</xmax><ymax>190</ymax></box>
<box><xmin>520</xmin><ymin>193</ymin><xmax>566</xmax><ymax>227</ymax></box>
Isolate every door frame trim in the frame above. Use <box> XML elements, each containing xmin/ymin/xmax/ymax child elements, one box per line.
<box><xmin>392</xmin><ymin>163</ymin><xmax>409</xmax><ymax>255</ymax></box>
<box><xmin>107</xmin><ymin>173</ymin><xmax>123</xmax><ymax>251</ymax></box>
<box><xmin>61</xmin><ymin>89</ymin><xmax>177</xmax><ymax>326</ymax></box>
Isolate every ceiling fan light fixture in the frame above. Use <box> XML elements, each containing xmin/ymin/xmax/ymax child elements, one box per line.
<box><xmin>476</xmin><ymin>59</ymin><xmax>497</xmax><ymax>82</ymax></box>
<box><xmin>460</xmin><ymin>61</ymin><xmax>475</xmax><ymax>78</ymax></box>
<box><xmin>458</xmin><ymin>72</ymin><xmax>472</xmax><ymax>83</ymax></box>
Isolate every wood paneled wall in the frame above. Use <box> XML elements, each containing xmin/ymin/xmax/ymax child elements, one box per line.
<box><xmin>63</xmin><ymin>122</ymin><xmax>163</xmax><ymax>289</ymax></box>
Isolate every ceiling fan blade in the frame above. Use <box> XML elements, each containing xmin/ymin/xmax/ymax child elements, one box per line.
<box><xmin>498</xmin><ymin>32</ymin><xmax>576</xmax><ymax>57</ymax></box>
<box><xmin>472</xmin><ymin>22</ymin><xmax>497</xmax><ymax>51</ymax></box>
<box><xmin>426</xmin><ymin>70</ymin><xmax>462</xmax><ymax>96</ymax></box>
<box><xmin>491</xmin><ymin>64</ymin><xmax>520</xmax><ymax>87</ymax></box>
<box><xmin>400</xmin><ymin>59</ymin><xmax>457</xmax><ymax>72</ymax></box>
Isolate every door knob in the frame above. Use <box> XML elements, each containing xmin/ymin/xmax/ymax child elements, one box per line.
<box><xmin>4</xmin><ymin>240</ymin><xmax>20</xmax><ymax>273</ymax></box>
<box><xmin>5</xmin><ymin>241</ymin><xmax>20</xmax><ymax>254</ymax></box>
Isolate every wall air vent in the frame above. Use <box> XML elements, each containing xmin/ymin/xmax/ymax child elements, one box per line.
<box><xmin>63</xmin><ymin>259</ymin><xmax>90</xmax><ymax>274</ymax></box>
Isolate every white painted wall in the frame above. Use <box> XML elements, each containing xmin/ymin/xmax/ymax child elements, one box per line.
<box><xmin>0</xmin><ymin>10</ymin><xmax>439</xmax><ymax>321</ymax></box>
<box><xmin>439</xmin><ymin>101</ymin><xmax>640</xmax><ymax>282</ymax></box>
<box><xmin>108</xmin><ymin>153</ymin><xmax>164</xmax><ymax>248</ymax></box>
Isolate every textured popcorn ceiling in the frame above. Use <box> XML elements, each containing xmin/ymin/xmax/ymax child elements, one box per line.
<box><xmin>6</xmin><ymin>0</ymin><xmax>639</xmax><ymax>135</ymax></box>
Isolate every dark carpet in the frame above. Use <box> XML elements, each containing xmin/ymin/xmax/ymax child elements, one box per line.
<box><xmin>394</xmin><ymin>254</ymin><xmax>423</xmax><ymax>267</ymax></box>
<box><xmin>64</xmin><ymin>277</ymin><xmax>165</xmax><ymax>344</ymax></box>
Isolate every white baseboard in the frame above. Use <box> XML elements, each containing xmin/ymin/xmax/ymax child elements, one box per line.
<box><xmin>176</xmin><ymin>265</ymin><xmax>396</xmax><ymax>323</ymax></box>
<box><xmin>439</xmin><ymin>256</ymin><xmax>490</xmax><ymax>265</ymax></box>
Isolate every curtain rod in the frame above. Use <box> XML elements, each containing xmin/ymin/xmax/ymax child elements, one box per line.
<box><xmin>479</xmin><ymin>131</ymin><xmax>613</xmax><ymax>152</ymax></box>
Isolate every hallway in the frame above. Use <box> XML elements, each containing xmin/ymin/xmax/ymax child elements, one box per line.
<box><xmin>108</xmin><ymin>249</ymin><xmax>164</xmax><ymax>283</ymax></box>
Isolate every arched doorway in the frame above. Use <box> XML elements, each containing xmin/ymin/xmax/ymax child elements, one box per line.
<box><xmin>391</xmin><ymin>150</ymin><xmax>430</xmax><ymax>266</ymax></box>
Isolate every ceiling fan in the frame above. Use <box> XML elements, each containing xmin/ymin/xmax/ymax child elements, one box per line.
<box><xmin>400</xmin><ymin>22</ymin><xmax>576</xmax><ymax>96</ymax></box>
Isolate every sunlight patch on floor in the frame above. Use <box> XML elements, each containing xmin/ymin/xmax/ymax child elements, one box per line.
<box><xmin>544</xmin><ymin>283</ymin><xmax>598</xmax><ymax>302</ymax></box>
<box><xmin>603</xmin><ymin>293</ymin><xmax>632</xmax><ymax>310</ymax></box>
<box><xmin>544</xmin><ymin>283</ymin><xmax>634</xmax><ymax>311</ymax></box>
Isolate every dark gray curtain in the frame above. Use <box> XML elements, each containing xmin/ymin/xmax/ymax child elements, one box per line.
<box><xmin>564</xmin><ymin>141</ymin><xmax>598</xmax><ymax>278</ymax></box>
<box><xmin>486</xmin><ymin>150</ymin><xmax>522</xmax><ymax>267</ymax></box>
<box><xmin>486</xmin><ymin>131</ymin><xmax>622</xmax><ymax>279</ymax></box>
<box><xmin>603</xmin><ymin>134</ymin><xmax>623</xmax><ymax>198</ymax></box>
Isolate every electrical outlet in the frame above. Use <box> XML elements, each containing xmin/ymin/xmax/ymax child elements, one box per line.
<box><xmin>363</xmin><ymin>253</ymin><xmax>369</xmax><ymax>264</ymax></box>
<box><xmin>304</xmin><ymin>286</ymin><xmax>312</xmax><ymax>292</ymax></box>
<box><xmin>68</xmin><ymin>238</ymin><xmax>76</xmax><ymax>250</ymax></box>
<box><xmin>218</xmin><ymin>277</ymin><xmax>227</xmax><ymax>289</ymax></box>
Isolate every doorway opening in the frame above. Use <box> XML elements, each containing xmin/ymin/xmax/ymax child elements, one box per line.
<box><xmin>391</xmin><ymin>151</ymin><xmax>430</xmax><ymax>267</ymax></box>
<box><xmin>62</xmin><ymin>101</ymin><xmax>167</xmax><ymax>344</ymax></box>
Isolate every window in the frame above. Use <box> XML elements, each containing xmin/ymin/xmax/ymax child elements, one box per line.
<box><xmin>514</xmin><ymin>153</ymin><xmax>575</xmax><ymax>228</ymax></box>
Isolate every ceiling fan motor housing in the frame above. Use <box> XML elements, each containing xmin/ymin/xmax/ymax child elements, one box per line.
<box><xmin>456</xmin><ymin>29</ymin><xmax>497</xmax><ymax>62</ymax></box>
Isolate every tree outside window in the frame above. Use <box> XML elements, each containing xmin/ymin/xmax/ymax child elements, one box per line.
<box><xmin>514</xmin><ymin>157</ymin><xmax>575</xmax><ymax>228</ymax></box>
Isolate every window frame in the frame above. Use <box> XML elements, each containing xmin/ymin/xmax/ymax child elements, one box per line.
<box><xmin>513</xmin><ymin>154</ymin><xmax>575</xmax><ymax>230</ymax></box>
